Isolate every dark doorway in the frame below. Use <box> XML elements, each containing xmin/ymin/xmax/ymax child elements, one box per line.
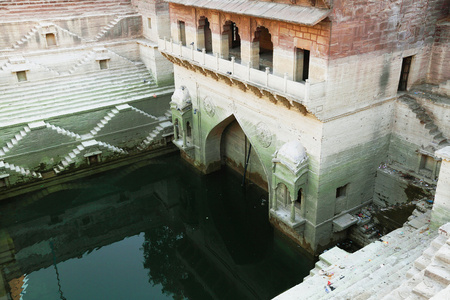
<box><xmin>398</xmin><ymin>56</ymin><xmax>412</xmax><ymax>91</ymax></box>
<box><xmin>295</xmin><ymin>188</ymin><xmax>302</xmax><ymax>208</ymax></box>
<box><xmin>178</xmin><ymin>21</ymin><xmax>186</xmax><ymax>46</ymax></box>
<box><xmin>295</xmin><ymin>48</ymin><xmax>310</xmax><ymax>82</ymax></box>
<box><xmin>203</xmin><ymin>18</ymin><xmax>212</xmax><ymax>53</ymax></box>
<box><xmin>224</xmin><ymin>21</ymin><xmax>241</xmax><ymax>61</ymax></box>
<box><xmin>255</xmin><ymin>26</ymin><xmax>273</xmax><ymax>70</ymax></box>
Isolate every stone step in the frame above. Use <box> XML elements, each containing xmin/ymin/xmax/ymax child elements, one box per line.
<box><xmin>424</xmin><ymin>262</ymin><xmax>450</xmax><ymax>286</ymax></box>
<box><xmin>0</xmin><ymin>69</ymin><xmax>150</xmax><ymax>104</ymax></box>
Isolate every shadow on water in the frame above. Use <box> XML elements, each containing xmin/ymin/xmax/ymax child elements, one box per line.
<box><xmin>0</xmin><ymin>154</ymin><xmax>314</xmax><ymax>300</ymax></box>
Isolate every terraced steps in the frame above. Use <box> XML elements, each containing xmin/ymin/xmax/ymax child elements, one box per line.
<box><xmin>384</xmin><ymin>223</ymin><xmax>450</xmax><ymax>300</ymax></box>
<box><xmin>274</xmin><ymin>213</ymin><xmax>436</xmax><ymax>300</ymax></box>
<box><xmin>400</xmin><ymin>95</ymin><xmax>450</xmax><ymax>148</ymax></box>
<box><xmin>0</xmin><ymin>160</ymin><xmax>41</xmax><ymax>178</ymax></box>
<box><xmin>0</xmin><ymin>0</ymin><xmax>136</xmax><ymax>21</ymax></box>
<box><xmin>0</xmin><ymin>64</ymin><xmax>165</xmax><ymax>126</ymax></box>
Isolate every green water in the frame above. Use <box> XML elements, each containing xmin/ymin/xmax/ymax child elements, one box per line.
<box><xmin>0</xmin><ymin>154</ymin><xmax>314</xmax><ymax>300</ymax></box>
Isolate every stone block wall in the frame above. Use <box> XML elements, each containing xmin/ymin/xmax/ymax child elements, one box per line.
<box><xmin>139</xmin><ymin>41</ymin><xmax>174</xmax><ymax>86</ymax></box>
<box><xmin>168</xmin><ymin>3</ymin><xmax>330</xmax><ymax>82</ymax></box>
<box><xmin>329</xmin><ymin>0</ymin><xmax>448</xmax><ymax>59</ymax></box>
<box><xmin>131</xmin><ymin>0</ymin><xmax>170</xmax><ymax>42</ymax></box>
<box><xmin>428</xmin><ymin>21</ymin><xmax>450</xmax><ymax>84</ymax></box>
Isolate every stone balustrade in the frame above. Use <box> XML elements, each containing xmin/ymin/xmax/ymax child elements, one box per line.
<box><xmin>158</xmin><ymin>38</ymin><xmax>326</xmax><ymax>109</ymax></box>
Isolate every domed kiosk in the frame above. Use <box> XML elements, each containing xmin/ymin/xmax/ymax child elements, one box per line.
<box><xmin>271</xmin><ymin>140</ymin><xmax>309</xmax><ymax>228</ymax></box>
<box><xmin>170</xmin><ymin>86</ymin><xmax>194</xmax><ymax>151</ymax></box>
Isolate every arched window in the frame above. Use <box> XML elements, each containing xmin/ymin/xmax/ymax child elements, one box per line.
<box><xmin>186</xmin><ymin>121</ymin><xmax>192</xmax><ymax>142</ymax></box>
<box><xmin>222</xmin><ymin>21</ymin><xmax>241</xmax><ymax>61</ymax></box>
<box><xmin>253</xmin><ymin>26</ymin><xmax>273</xmax><ymax>71</ymax></box>
<box><xmin>198</xmin><ymin>17</ymin><xmax>213</xmax><ymax>53</ymax></box>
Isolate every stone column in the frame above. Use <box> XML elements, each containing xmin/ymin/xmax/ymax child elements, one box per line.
<box><xmin>197</xmin><ymin>28</ymin><xmax>205</xmax><ymax>50</ymax></box>
<box><xmin>431</xmin><ymin>146</ymin><xmax>450</xmax><ymax>228</ymax></box>
<box><xmin>290</xmin><ymin>199</ymin><xmax>296</xmax><ymax>223</ymax></box>
<box><xmin>219</xmin><ymin>34</ymin><xmax>229</xmax><ymax>59</ymax></box>
<box><xmin>182</xmin><ymin>123</ymin><xmax>187</xmax><ymax>147</ymax></box>
<box><xmin>250</xmin><ymin>41</ymin><xmax>260</xmax><ymax>69</ymax></box>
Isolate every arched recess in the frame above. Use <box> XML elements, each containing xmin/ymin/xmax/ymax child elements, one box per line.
<box><xmin>198</xmin><ymin>16</ymin><xmax>212</xmax><ymax>53</ymax></box>
<box><xmin>202</xmin><ymin>114</ymin><xmax>269</xmax><ymax>189</ymax></box>
<box><xmin>252</xmin><ymin>26</ymin><xmax>273</xmax><ymax>71</ymax></box>
<box><xmin>221</xmin><ymin>20</ymin><xmax>241</xmax><ymax>61</ymax></box>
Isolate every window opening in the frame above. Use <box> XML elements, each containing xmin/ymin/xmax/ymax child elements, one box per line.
<box><xmin>186</xmin><ymin>121</ymin><xmax>192</xmax><ymax>138</ymax></box>
<box><xmin>295</xmin><ymin>48</ymin><xmax>310</xmax><ymax>82</ymax></box>
<box><xmin>420</xmin><ymin>154</ymin><xmax>434</xmax><ymax>171</ymax></box>
<box><xmin>0</xmin><ymin>177</ymin><xmax>7</xmax><ymax>188</ymax></box>
<box><xmin>398</xmin><ymin>56</ymin><xmax>412</xmax><ymax>91</ymax></box>
<box><xmin>147</xmin><ymin>18</ymin><xmax>152</xmax><ymax>29</ymax></box>
<box><xmin>254</xmin><ymin>26</ymin><xmax>273</xmax><ymax>71</ymax></box>
<box><xmin>99</xmin><ymin>59</ymin><xmax>108</xmax><ymax>70</ymax></box>
<box><xmin>16</xmin><ymin>71</ymin><xmax>27</xmax><ymax>82</ymax></box>
<box><xmin>178</xmin><ymin>21</ymin><xmax>186</xmax><ymax>46</ymax></box>
<box><xmin>336</xmin><ymin>184</ymin><xmax>348</xmax><ymax>198</ymax></box>
<box><xmin>203</xmin><ymin>18</ymin><xmax>212</xmax><ymax>53</ymax></box>
<box><xmin>295</xmin><ymin>189</ymin><xmax>302</xmax><ymax>208</ymax></box>
<box><xmin>87</xmin><ymin>154</ymin><xmax>100</xmax><ymax>165</ymax></box>
<box><xmin>46</xmin><ymin>33</ymin><xmax>56</xmax><ymax>46</ymax></box>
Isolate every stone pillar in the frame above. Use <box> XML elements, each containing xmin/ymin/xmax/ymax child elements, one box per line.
<box><xmin>431</xmin><ymin>146</ymin><xmax>450</xmax><ymax>228</ymax></box>
<box><xmin>272</xmin><ymin>185</ymin><xmax>278</xmax><ymax>210</ymax></box>
<box><xmin>220</xmin><ymin>34</ymin><xmax>229</xmax><ymax>59</ymax></box>
<box><xmin>250</xmin><ymin>41</ymin><xmax>260</xmax><ymax>69</ymax></box>
<box><xmin>197</xmin><ymin>28</ymin><xmax>205</xmax><ymax>50</ymax></box>
<box><xmin>290</xmin><ymin>199</ymin><xmax>296</xmax><ymax>223</ymax></box>
<box><xmin>182</xmin><ymin>123</ymin><xmax>187</xmax><ymax>147</ymax></box>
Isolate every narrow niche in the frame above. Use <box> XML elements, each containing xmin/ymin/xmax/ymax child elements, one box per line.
<box><xmin>16</xmin><ymin>71</ymin><xmax>27</xmax><ymax>82</ymax></box>
<box><xmin>99</xmin><ymin>59</ymin><xmax>108</xmax><ymax>70</ymax></box>
<box><xmin>46</xmin><ymin>33</ymin><xmax>57</xmax><ymax>46</ymax></box>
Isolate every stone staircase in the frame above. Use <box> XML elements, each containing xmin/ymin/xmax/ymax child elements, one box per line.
<box><xmin>349</xmin><ymin>207</ymin><xmax>380</xmax><ymax>247</ymax></box>
<box><xmin>67</xmin><ymin>51</ymin><xmax>95</xmax><ymax>74</ymax></box>
<box><xmin>0</xmin><ymin>125</ymin><xmax>31</xmax><ymax>157</ymax></box>
<box><xmin>400</xmin><ymin>95</ymin><xmax>450</xmax><ymax>148</ymax></box>
<box><xmin>94</xmin><ymin>15</ymin><xmax>137</xmax><ymax>41</ymax></box>
<box><xmin>53</xmin><ymin>140</ymin><xmax>127</xmax><ymax>174</ymax></box>
<box><xmin>45</xmin><ymin>123</ymin><xmax>81</xmax><ymax>140</ymax></box>
<box><xmin>129</xmin><ymin>106</ymin><xmax>160</xmax><ymax>121</ymax></box>
<box><xmin>0</xmin><ymin>160</ymin><xmax>41</xmax><ymax>178</ymax></box>
<box><xmin>0</xmin><ymin>63</ymin><xmax>166</xmax><ymax>127</ymax></box>
<box><xmin>89</xmin><ymin>107</ymin><xmax>120</xmax><ymax>136</ymax></box>
<box><xmin>97</xmin><ymin>141</ymin><xmax>128</xmax><ymax>154</ymax></box>
<box><xmin>0</xmin><ymin>0</ymin><xmax>136</xmax><ymax>21</ymax></box>
<box><xmin>53</xmin><ymin>144</ymin><xmax>85</xmax><ymax>174</ymax></box>
<box><xmin>11</xmin><ymin>25</ymin><xmax>40</xmax><ymax>49</ymax></box>
<box><xmin>383</xmin><ymin>223</ymin><xmax>450</xmax><ymax>300</ymax></box>
<box><xmin>274</xmin><ymin>212</ymin><xmax>436</xmax><ymax>300</ymax></box>
<box><xmin>137</xmin><ymin>119</ymin><xmax>173</xmax><ymax>150</ymax></box>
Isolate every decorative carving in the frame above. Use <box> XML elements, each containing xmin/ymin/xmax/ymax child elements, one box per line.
<box><xmin>276</xmin><ymin>95</ymin><xmax>292</xmax><ymax>109</ymax></box>
<box><xmin>292</xmin><ymin>101</ymin><xmax>308</xmax><ymax>115</ymax></box>
<box><xmin>234</xmin><ymin>80</ymin><xmax>247</xmax><ymax>92</ymax></box>
<box><xmin>203</xmin><ymin>96</ymin><xmax>215</xmax><ymax>117</ymax></box>
<box><xmin>256</xmin><ymin>122</ymin><xmax>272</xmax><ymax>148</ymax></box>
<box><xmin>247</xmin><ymin>85</ymin><xmax>262</xmax><ymax>98</ymax></box>
<box><xmin>204</xmin><ymin>69</ymin><xmax>219</xmax><ymax>81</ymax></box>
<box><xmin>217</xmin><ymin>74</ymin><xmax>232</xmax><ymax>86</ymax></box>
<box><xmin>262</xmin><ymin>90</ymin><xmax>277</xmax><ymax>104</ymax></box>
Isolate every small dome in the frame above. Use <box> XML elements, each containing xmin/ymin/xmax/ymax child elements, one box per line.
<box><xmin>277</xmin><ymin>140</ymin><xmax>307</xmax><ymax>166</ymax></box>
<box><xmin>171</xmin><ymin>86</ymin><xmax>191</xmax><ymax>110</ymax></box>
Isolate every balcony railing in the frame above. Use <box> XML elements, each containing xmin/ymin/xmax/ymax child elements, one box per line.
<box><xmin>158</xmin><ymin>38</ymin><xmax>326</xmax><ymax>108</ymax></box>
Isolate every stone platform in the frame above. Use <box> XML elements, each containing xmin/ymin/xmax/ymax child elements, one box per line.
<box><xmin>273</xmin><ymin>212</ymin><xmax>450</xmax><ymax>299</ymax></box>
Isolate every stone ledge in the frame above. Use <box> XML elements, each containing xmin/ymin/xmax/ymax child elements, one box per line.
<box><xmin>333</xmin><ymin>213</ymin><xmax>358</xmax><ymax>232</ymax></box>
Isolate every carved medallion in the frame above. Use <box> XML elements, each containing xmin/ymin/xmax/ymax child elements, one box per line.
<box><xmin>203</xmin><ymin>96</ymin><xmax>215</xmax><ymax>117</ymax></box>
<box><xmin>256</xmin><ymin>122</ymin><xmax>272</xmax><ymax>148</ymax></box>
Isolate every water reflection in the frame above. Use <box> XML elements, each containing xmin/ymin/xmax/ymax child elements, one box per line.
<box><xmin>0</xmin><ymin>155</ymin><xmax>314</xmax><ymax>300</ymax></box>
